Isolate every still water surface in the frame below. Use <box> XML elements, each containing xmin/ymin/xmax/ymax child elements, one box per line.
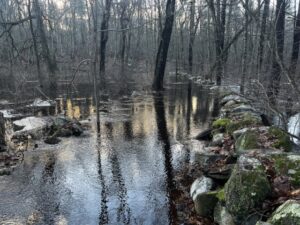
<box><xmin>0</xmin><ymin>83</ymin><xmax>216</xmax><ymax>225</ymax></box>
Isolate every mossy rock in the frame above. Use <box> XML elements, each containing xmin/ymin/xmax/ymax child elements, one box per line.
<box><xmin>216</xmin><ymin>188</ymin><xmax>225</xmax><ymax>202</ymax></box>
<box><xmin>227</xmin><ymin>113</ymin><xmax>262</xmax><ymax>134</ymax></box>
<box><xmin>225</xmin><ymin>156</ymin><xmax>271</xmax><ymax>223</ymax></box>
<box><xmin>268</xmin><ymin>126</ymin><xmax>292</xmax><ymax>152</ymax></box>
<box><xmin>235</xmin><ymin>130</ymin><xmax>259</xmax><ymax>153</ymax></box>
<box><xmin>271</xmin><ymin>154</ymin><xmax>300</xmax><ymax>188</ymax></box>
<box><xmin>213</xmin><ymin>118</ymin><xmax>232</xmax><ymax>129</ymax></box>
<box><xmin>268</xmin><ymin>200</ymin><xmax>300</xmax><ymax>225</ymax></box>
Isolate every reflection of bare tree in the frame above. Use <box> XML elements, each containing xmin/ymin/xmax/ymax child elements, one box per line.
<box><xmin>123</xmin><ymin>120</ymin><xmax>133</xmax><ymax>141</ymax></box>
<box><xmin>97</xmin><ymin>136</ymin><xmax>108</xmax><ymax>225</ymax></box>
<box><xmin>37</xmin><ymin>152</ymin><xmax>60</xmax><ymax>224</ymax></box>
<box><xmin>104</xmin><ymin>122</ymin><xmax>131</xmax><ymax>224</ymax></box>
<box><xmin>186</xmin><ymin>81</ymin><xmax>192</xmax><ymax>137</ymax></box>
<box><xmin>193</xmin><ymin>89</ymin><xmax>211</xmax><ymax>124</ymax></box>
<box><xmin>153</xmin><ymin>93</ymin><xmax>177</xmax><ymax>224</ymax></box>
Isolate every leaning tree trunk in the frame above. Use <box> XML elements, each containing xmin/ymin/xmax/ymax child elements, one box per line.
<box><xmin>267</xmin><ymin>0</ymin><xmax>285</xmax><ymax>105</ymax></box>
<box><xmin>152</xmin><ymin>0</ymin><xmax>176</xmax><ymax>91</ymax></box>
<box><xmin>99</xmin><ymin>0</ymin><xmax>112</xmax><ymax>90</ymax></box>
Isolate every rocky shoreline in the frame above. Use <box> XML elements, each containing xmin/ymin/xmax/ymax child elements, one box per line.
<box><xmin>175</xmin><ymin>88</ymin><xmax>300</xmax><ymax>225</ymax></box>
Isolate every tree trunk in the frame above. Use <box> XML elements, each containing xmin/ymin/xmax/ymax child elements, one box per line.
<box><xmin>188</xmin><ymin>0</ymin><xmax>195</xmax><ymax>74</ymax></box>
<box><xmin>33</xmin><ymin>0</ymin><xmax>58</xmax><ymax>98</ymax></box>
<box><xmin>99</xmin><ymin>0</ymin><xmax>112</xmax><ymax>90</ymax></box>
<box><xmin>28</xmin><ymin>0</ymin><xmax>44</xmax><ymax>90</ymax></box>
<box><xmin>152</xmin><ymin>0</ymin><xmax>176</xmax><ymax>91</ymax></box>
<box><xmin>241</xmin><ymin>0</ymin><xmax>249</xmax><ymax>94</ymax></box>
<box><xmin>258</xmin><ymin>0</ymin><xmax>270</xmax><ymax>73</ymax></box>
<box><xmin>289</xmin><ymin>0</ymin><xmax>300</xmax><ymax>76</ymax></box>
<box><xmin>267</xmin><ymin>0</ymin><xmax>285</xmax><ymax>105</ymax></box>
<box><xmin>0</xmin><ymin>112</ymin><xmax>5</xmax><ymax>146</ymax></box>
<box><xmin>208</xmin><ymin>0</ymin><xmax>227</xmax><ymax>85</ymax></box>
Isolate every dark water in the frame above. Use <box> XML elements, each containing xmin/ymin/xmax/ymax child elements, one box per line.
<box><xmin>0</xmin><ymin>83</ymin><xmax>217</xmax><ymax>225</ymax></box>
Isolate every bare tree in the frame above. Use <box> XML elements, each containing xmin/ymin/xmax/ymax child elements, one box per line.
<box><xmin>152</xmin><ymin>0</ymin><xmax>176</xmax><ymax>91</ymax></box>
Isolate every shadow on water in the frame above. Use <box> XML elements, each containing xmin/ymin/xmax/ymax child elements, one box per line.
<box><xmin>153</xmin><ymin>92</ymin><xmax>177</xmax><ymax>224</ymax></box>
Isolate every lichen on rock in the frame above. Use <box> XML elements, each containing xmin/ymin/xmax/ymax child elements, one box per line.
<box><xmin>268</xmin><ymin>200</ymin><xmax>300</xmax><ymax>225</ymax></box>
<box><xmin>224</xmin><ymin>156</ymin><xmax>271</xmax><ymax>223</ymax></box>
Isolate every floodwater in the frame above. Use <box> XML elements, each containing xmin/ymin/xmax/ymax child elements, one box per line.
<box><xmin>0</xmin><ymin>82</ymin><xmax>217</xmax><ymax>225</ymax></box>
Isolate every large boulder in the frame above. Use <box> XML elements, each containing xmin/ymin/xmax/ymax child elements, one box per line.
<box><xmin>190</xmin><ymin>176</ymin><xmax>218</xmax><ymax>216</ymax></box>
<box><xmin>267</xmin><ymin>200</ymin><xmax>300</xmax><ymax>225</ymax></box>
<box><xmin>224</xmin><ymin>156</ymin><xmax>271</xmax><ymax>223</ymax></box>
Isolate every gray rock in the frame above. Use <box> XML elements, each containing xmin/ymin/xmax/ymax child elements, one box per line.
<box><xmin>256</xmin><ymin>222</ymin><xmax>272</xmax><ymax>225</ymax></box>
<box><xmin>214</xmin><ymin>202</ymin><xmax>235</xmax><ymax>225</ymax></box>
<box><xmin>190</xmin><ymin>176</ymin><xmax>217</xmax><ymax>216</ymax></box>
<box><xmin>190</xmin><ymin>176</ymin><xmax>214</xmax><ymax>200</ymax></box>
<box><xmin>211</xmin><ymin>133</ymin><xmax>224</xmax><ymax>146</ymax></box>
<box><xmin>225</xmin><ymin>100</ymin><xmax>238</xmax><ymax>107</ymax></box>
<box><xmin>268</xmin><ymin>200</ymin><xmax>300</xmax><ymax>225</ymax></box>
<box><xmin>230</xmin><ymin>104</ymin><xmax>255</xmax><ymax>114</ymax></box>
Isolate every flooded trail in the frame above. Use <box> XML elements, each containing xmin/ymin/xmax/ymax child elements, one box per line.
<box><xmin>0</xmin><ymin>83</ymin><xmax>216</xmax><ymax>225</ymax></box>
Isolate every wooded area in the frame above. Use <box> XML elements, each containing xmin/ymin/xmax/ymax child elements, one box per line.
<box><xmin>0</xmin><ymin>0</ymin><xmax>300</xmax><ymax>126</ymax></box>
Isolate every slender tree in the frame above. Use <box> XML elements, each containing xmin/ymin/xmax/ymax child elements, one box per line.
<box><xmin>99</xmin><ymin>0</ymin><xmax>112</xmax><ymax>89</ymax></box>
<box><xmin>267</xmin><ymin>0</ymin><xmax>286</xmax><ymax>105</ymax></box>
<box><xmin>152</xmin><ymin>0</ymin><xmax>176</xmax><ymax>91</ymax></box>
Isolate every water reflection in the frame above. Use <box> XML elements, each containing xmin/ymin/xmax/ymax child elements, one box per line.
<box><xmin>153</xmin><ymin>93</ymin><xmax>176</xmax><ymax>224</ymax></box>
<box><xmin>0</xmin><ymin>83</ymin><xmax>217</xmax><ymax>225</ymax></box>
<box><xmin>97</xmin><ymin>136</ymin><xmax>108</xmax><ymax>225</ymax></box>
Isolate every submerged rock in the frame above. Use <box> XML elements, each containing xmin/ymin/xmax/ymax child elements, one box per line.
<box><xmin>224</xmin><ymin>156</ymin><xmax>271</xmax><ymax>223</ymax></box>
<box><xmin>267</xmin><ymin>200</ymin><xmax>300</xmax><ymax>225</ymax></box>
